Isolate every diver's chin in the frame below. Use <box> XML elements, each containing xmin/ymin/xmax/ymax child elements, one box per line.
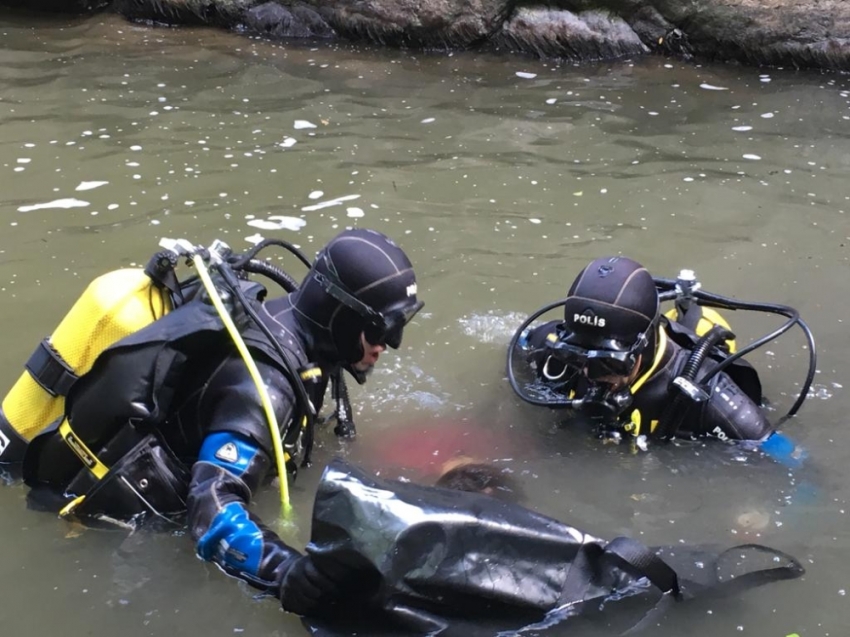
<box><xmin>347</xmin><ymin>363</ymin><xmax>374</xmax><ymax>385</ymax></box>
<box><xmin>355</xmin><ymin>364</ymin><xmax>375</xmax><ymax>377</ymax></box>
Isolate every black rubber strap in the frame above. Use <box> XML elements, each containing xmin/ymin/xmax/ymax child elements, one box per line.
<box><xmin>144</xmin><ymin>250</ymin><xmax>183</xmax><ymax>305</ymax></box>
<box><xmin>331</xmin><ymin>368</ymin><xmax>356</xmax><ymax>438</ymax></box>
<box><xmin>605</xmin><ymin>537</ymin><xmax>681</xmax><ymax>597</ymax></box>
<box><xmin>709</xmin><ymin>543</ymin><xmax>805</xmax><ymax>598</ymax></box>
<box><xmin>25</xmin><ymin>338</ymin><xmax>78</xmax><ymax>397</ymax></box>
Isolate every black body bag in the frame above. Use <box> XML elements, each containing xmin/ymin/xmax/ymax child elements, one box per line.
<box><xmin>302</xmin><ymin>459</ymin><xmax>804</xmax><ymax>637</ymax></box>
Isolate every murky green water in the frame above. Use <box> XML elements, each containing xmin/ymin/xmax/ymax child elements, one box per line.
<box><xmin>1</xmin><ymin>9</ymin><xmax>849</xmax><ymax>637</ymax></box>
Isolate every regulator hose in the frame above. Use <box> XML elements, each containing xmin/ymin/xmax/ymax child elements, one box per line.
<box><xmin>506</xmin><ymin>298</ymin><xmax>577</xmax><ymax>409</ymax></box>
<box><xmin>191</xmin><ymin>254</ymin><xmax>294</xmax><ymax>513</ymax></box>
<box><xmin>240</xmin><ymin>258</ymin><xmax>301</xmax><ymax>294</ymax></box>
<box><xmin>655</xmin><ymin>279</ymin><xmax>816</xmax><ymax>421</ymax></box>
<box><xmin>230</xmin><ymin>238</ymin><xmax>312</xmax><ymax>270</ymax></box>
<box><xmin>227</xmin><ymin>244</ymin><xmax>360</xmax><ymax>440</ymax></box>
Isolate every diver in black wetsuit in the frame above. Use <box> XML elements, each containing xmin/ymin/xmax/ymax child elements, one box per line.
<box><xmin>1</xmin><ymin>228</ymin><xmax>423</xmax><ymax>617</ymax></box>
<box><xmin>511</xmin><ymin>256</ymin><xmax>802</xmax><ymax>448</ymax></box>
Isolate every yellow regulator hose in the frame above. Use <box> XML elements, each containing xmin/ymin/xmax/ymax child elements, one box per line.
<box><xmin>191</xmin><ymin>254</ymin><xmax>291</xmax><ymax>515</ymax></box>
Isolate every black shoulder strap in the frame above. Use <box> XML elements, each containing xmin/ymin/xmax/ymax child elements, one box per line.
<box><xmin>602</xmin><ymin>537</ymin><xmax>681</xmax><ymax>636</ymax></box>
<box><xmin>675</xmin><ymin>303</ymin><xmax>704</xmax><ymax>333</ymax></box>
<box><xmin>604</xmin><ymin>536</ymin><xmax>681</xmax><ymax>597</ymax></box>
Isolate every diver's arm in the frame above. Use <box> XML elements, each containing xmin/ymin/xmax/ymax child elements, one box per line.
<box><xmin>700</xmin><ymin>374</ymin><xmax>807</xmax><ymax>466</ymax></box>
<box><xmin>185</xmin><ymin>359</ymin><xmax>348</xmax><ymax>615</ymax></box>
<box><xmin>187</xmin><ymin>365</ymin><xmax>301</xmax><ymax>594</ymax></box>
<box><xmin>188</xmin><ymin>436</ymin><xmax>301</xmax><ymax>592</ymax></box>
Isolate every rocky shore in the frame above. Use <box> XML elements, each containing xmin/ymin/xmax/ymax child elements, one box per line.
<box><xmin>7</xmin><ymin>0</ymin><xmax>850</xmax><ymax>71</ymax></box>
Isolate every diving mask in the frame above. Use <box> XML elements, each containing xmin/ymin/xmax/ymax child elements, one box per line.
<box><xmin>314</xmin><ymin>271</ymin><xmax>423</xmax><ymax>349</ymax></box>
<box><xmin>362</xmin><ymin>299</ymin><xmax>424</xmax><ymax>348</ymax></box>
<box><xmin>548</xmin><ymin>340</ymin><xmax>641</xmax><ymax>380</ymax></box>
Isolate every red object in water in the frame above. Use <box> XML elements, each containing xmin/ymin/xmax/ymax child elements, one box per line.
<box><xmin>361</xmin><ymin>417</ymin><xmax>524</xmax><ymax>478</ymax></box>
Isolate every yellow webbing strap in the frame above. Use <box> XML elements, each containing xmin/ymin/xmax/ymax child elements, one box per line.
<box><xmin>300</xmin><ymin>367</ymin><xmax>322</xmax><ymax>381</ymax></box>
<box><xmin>59</xmin><ymin>418</ymin><xmax>109</xmax><ymax>480</ymax></box>
<box><xmin>625</xmin><ymin>327</ymin><xmax>668</xmax><ymax>436</ymax></box>
<box><xmin>630</xmin><ymin>327</ymin><xmax>667</xmax><ymax>395</ymax></box>
<box><xmin>59</xmin><ymin>495</ymin><xmax>87</xmax><ymax>518</ymax></box>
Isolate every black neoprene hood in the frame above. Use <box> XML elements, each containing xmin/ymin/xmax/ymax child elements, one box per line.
<box><xmin>287</xmin><ymin>228</ymin><xmax>421</xmax><ymax>364</ymax></box>
<box><xmin>561</xmin><ymin>256</ymin><xmax>659</xmax><ymax>351</ymax></box>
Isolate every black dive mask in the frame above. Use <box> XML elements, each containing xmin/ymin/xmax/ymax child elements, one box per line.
<box><xmin>363</xmin><ymin>299</ymin><xmax>424</xmax><ymax>348</ymax></box>
<box><xmin>548</xmin><ymin>340</ymin><xmax>642</xmax><ymax>380</ymax></box>
<box><xmin>314</xmin><ymin>271</ymin><xmax>424</xmax><ymax>349</ymax></box>
<box><xmin>548</xmin><ymin>317</ymin><xmax>656</xmax><ymax>380</ymax></box>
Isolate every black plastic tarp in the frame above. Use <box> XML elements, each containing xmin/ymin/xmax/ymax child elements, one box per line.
<box><xmin>301</xmin><ymin>459</ymin><xmax>804</xmax><ymax>636</ymax></box>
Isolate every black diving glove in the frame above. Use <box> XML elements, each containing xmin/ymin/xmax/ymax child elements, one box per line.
<box><xmin>279</xmin><ymin>553</ymin><xmax>351</xmax><ymax>616</ymax></box>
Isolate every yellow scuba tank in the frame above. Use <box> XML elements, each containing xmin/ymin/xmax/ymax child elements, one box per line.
<box><xmin>1</xmin><ymin>268</ymin><xmax>171</xmax><ymax>442</ymax></box>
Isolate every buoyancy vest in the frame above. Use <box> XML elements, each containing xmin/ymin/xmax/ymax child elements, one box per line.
<box><xmin>661</xmin><ymin>317</ymin><xmax>763</xmax><ymax>402</ymax></box>
<box><xmin>22</xmin><ymin>285</ymin><xmax>319</xmax><ymax>498</ymax></box>
<box><xmin>624</xmin><ymin>319</ymin><xmax>767</xmax><ymax>439</ymax></box>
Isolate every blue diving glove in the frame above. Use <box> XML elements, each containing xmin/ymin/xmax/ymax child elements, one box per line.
<box><xmin>760</xmin><ymin>432</ymin><xmax>807</xmax><ymax>469</ymax></box>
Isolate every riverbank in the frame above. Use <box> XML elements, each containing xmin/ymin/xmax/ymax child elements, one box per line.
<box><xmin>4</xmin><ymin>1</ymin><xmax>849</xmax><ymax>71</ymax></box>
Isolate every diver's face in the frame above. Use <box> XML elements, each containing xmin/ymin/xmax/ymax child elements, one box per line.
<box><xmin>353</xmin><ymin>332</ymin><xmax>386</xmax><ymax>372</ymax></box>
<box><xmin>583</xmin><ymin>354</ymin><xmax>643</xmax><ymax>391</ymax></box>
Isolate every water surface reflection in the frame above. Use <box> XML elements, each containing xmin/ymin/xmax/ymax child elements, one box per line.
<box><xmin>1</xmin><ymin>11</ymin><xmax>848</xmax><ymax>637</ymax></box>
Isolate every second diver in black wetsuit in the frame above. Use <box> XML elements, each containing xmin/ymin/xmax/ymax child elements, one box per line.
<box><xmin>509</xmin><ymin>256</ymin><xmax>812</xmax><ymax>461</ymax></box>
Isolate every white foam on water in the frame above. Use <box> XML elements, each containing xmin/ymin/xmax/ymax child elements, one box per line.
<box><xmin>732</xmin><ymin>126</ymin><xmax>753</xmax><ymax>132</ymax></box>
<box><xmin>294</xmin><ymin>120</ymin><xmax>317</xmax><ymax>130</ymax></box>
<box><xmin>421</xmin><ymin>117</ymin><xmax>435</xmax><ymax>124</ymax></box>
<box><xmin>267</xmin><ymin>215</ymin><xmax>306</xmax><ymax>230</ymax></box>
<box><xmin>346</xmin><ymin>207</ymin><xmax>365</xmax><ymax>218</ymax></box>
<box><xmin>246</xmin><ymin>220</ymin><xmax>278</xmax><ymax>230</ymax></box>
<box><xmin>742</xmin><ymin>154</ymin><xmax>762</xmax><ymax>161</ymax></box>
<box><xmin>529</xmin><ymin>218</ymin><xmax>541</xmax><ymax>224</ymax></box>
<box><xmin>76</xmin><ymin>181</ymin><xmax>109</xmax><ymax>191</ymax></box>
<box><xmin>279</xmin><ymin>137</ymin><xmax>297</xmax><ymax>148</ymax></box>
<box><xmin>18</xmin><ymin>198</ymin><xmax>90</xmax><ymax>212</ymax></box>
<box><xmin>516</xmin><ymin>71</ymin><xmax>537</xmax><ymax>79</ymax></box>
<box><xmin>700</xmin><ymin>83</ymin><xmax>729</xmax><ymax>91</ymax></box>
<box><xmin>129</xmin><ymin>145</ymin><xmax>143</xmax><ymax>151</ymax></box>
<box><xmin>458</xmin><ymin>311</ymin><xmax>530</xmax><ymax>345</ymax></box>
<box><xmin>761</xmin><ymin>112</ymin><xmax>775</xmax><ymax>119</ymax></box>
<box><xmin>546</xmin><ymin>98</ymin><xmax>557</xmax><ymax>105</ymax></box>
<box><xmin>247</xmin><ymin>216</ymin><xmax>306</xmax><ymax>231</ymax></box>
<box><xmin>308</xmin><ymin>190</ymin><xmax>324</xmax><ymax>200</ymax></box>
<box><xmin>301</xmin><ymin>194</ymin><xmax>360</xmax><ymax>212</ymax></box>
